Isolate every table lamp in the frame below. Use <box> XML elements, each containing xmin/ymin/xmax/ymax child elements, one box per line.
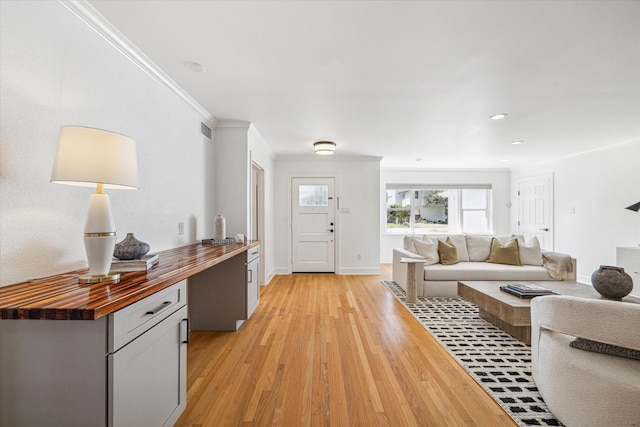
<box><xmin>51</xmin><ymin>126</ymin><xmax>139</xmax><ymax>284</ymax></box>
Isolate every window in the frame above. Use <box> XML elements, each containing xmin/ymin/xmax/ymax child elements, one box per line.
<box><xmin>385</xmin><ymin>185</ymin><xmax>492</xmax><ymax>234</ymax></box>
<box><xmin>299</xmin><ymin>185</ymin><xmax>328</xmax><ymax>206</ymax></box>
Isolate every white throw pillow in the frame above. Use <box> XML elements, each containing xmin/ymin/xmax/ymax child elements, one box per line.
<box><xmin>466</xmin><ymin>235</ymin><xmax>513</xmax><ymax>261</ymax></box>
<box><xmin>413</xmin><ymin>239</ymin><xmax>439</xmax><ymax>265</ymax></box>
<box><xmin>403</xmin><ymin>236</ymin><xmax>419</xmax><ymax>252</ymax></box>
<box><xmin>513</xmin><ymin>235</ymin><xmax>543</xmax><ymax>266</ymax></box>
<box><xmin>466</xmin><ymin>235</ymin><xmax>493</xmax><ymax>261</ymax></box>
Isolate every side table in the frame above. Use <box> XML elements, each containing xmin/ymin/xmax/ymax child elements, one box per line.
<box><xmin>399</xmin><ymin>258</ymin><xmax>425</xmax><ymax>304</ymax></box>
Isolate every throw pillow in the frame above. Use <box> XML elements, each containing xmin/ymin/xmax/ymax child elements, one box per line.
<box><xmin>402</xmin><ymin>236</ymin><xmax>418</xmax><ymax>252</ymax></box>
<box><xmin>513</xmin><ymin>235</ymin><xmax>543</xmax><ymax>266</ymax></box>
<box><xmin>413</xmin><ymin>239</ymin><xmax>439</xmax><ymax>265</ymax></box>
<box><xmin>570</xmin><ymin>337</ymin><xmax>640</xmax><ymax>361</ymax></box>
<box><xmin>486</xmin><ymin>238</ymin><xmax>522</xmax><ymax>266</ymax></box>
<box><xmin>437</xmin><ymin>237</ymin><xmax>459</xmax><ymax>265</ymax></box>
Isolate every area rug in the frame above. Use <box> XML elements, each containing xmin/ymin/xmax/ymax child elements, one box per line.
<box><xmin>382</xmin><ymin>280</ymin><xmax>562</xmax><ymax>427</ymax></box>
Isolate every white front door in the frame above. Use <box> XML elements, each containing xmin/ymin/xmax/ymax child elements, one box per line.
<box><xmin>518</xmin><ymin>174</ymin><xmax>553</xmax><ymax>250</ymax></box>
<box><xmin>292</xmin><ymin>177</ymin><xmax>335</xmax><ymax>273</ymax></box>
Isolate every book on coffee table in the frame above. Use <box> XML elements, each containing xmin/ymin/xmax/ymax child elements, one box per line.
<box><xmin>500</xmin><ymin>283</ymin><xmax>556</xmax><ymax>298</ymax></box>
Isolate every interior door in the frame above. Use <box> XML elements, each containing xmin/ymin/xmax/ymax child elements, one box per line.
<box><xmin>517</xmin><ymin>174</ymin><xmax>553</xmax><ymax>250</ymax></box>
<box><xmin>292</xmin><ymin>177</ymin><xmax>335</xmax><ymax>272</ymax></box>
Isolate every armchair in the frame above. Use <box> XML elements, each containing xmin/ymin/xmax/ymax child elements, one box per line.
<box><xmin>530</xmin><ymin>295</ymin><xmax>640</xmax><ymax>427</ymax></box>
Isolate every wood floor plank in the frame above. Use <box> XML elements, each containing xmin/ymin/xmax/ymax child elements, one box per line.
<box><xmin>175</xmin><ymin>266</ymin><xmax>517</xmax><ymax>427</ymax></box>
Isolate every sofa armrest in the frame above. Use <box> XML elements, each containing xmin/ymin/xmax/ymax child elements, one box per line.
<box><xmin>542</xmin><ymin>251</ymin><xmax>577</xmax><ymax>281</ymax></box>
<box><xmin>531</xmin><ymin>295</ymin><xmax>640</xmax><ymax>351</ymax></box>
<box><xmin>392</xmin><ymin>248</ymin><xmax>424</xmax><ymax>292</ymax></box>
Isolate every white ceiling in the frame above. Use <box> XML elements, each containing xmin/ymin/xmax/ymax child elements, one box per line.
<box><xmin>88</xmin><ymin>0</ymin><xmax>640</xmax><ymax>168</ymax></box>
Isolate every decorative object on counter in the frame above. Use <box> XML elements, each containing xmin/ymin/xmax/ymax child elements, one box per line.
<box><xmin>213</xmin><ymin>214</ymin><xmax>226</xmax><ymax>241</ymax></box>
<box><xmin>235</xmin><ymin>233</ymin><xmax>246</xmax><ymax>244</ymax></box>
<box><xmin>591</xmin><ymin>265</ymin><xmax>633</xmax><ymax>299</ymax></box>
<box><xmin>110</xmin><ymin>254</ymin><xmax>159</xmax><ymax>272</ymax></box>
<box><xmin>50</xmin><ymin>126</ymin><xmax>139</xmax><ymax>284</ymax></box>
<box><xmin>113</xmin><ymin>233</ymin><xmax>150</xmax><ymax>260</ymax></box>
<box><xmin>201</xmin><ymin>237</ymin><xmax>235</xmax><ymax>245</ymax></box>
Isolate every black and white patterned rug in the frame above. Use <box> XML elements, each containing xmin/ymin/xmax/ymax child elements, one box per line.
<box><xmin>382</xmin><ymin>280</ymin><xmax>562</xmax><ymax>427</ymax></box>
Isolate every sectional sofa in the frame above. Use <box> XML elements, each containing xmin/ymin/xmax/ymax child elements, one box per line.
<box><xmin>392</xmin><ymin>234</ymin><xmax>576</xmax><ymax>297</ymax></box>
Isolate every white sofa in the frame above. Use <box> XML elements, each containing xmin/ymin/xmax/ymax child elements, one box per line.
<box><xmin>531</xmin><ymin>295</ymin><xmax>640</xmax><ymax>427</ymax></box>
<box><xmin>392</xmin><ymin>234</ymin><xmax>576</xmax><ymax>297</ymax></box>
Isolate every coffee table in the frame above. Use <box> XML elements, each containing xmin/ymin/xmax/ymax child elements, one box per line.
<box><xmin>458</xmin><ymin>280</ymin><xmax>640</xmax><ymax>345</ymax></box>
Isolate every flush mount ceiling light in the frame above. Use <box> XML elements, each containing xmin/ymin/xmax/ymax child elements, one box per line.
<box><xmin>314</xmin><ymin>141</ymin><xmax>336</xmax><ymax>155</ymax></box>
<box><xmin>184</xmin><ymin>61</ymin><xmax>205</xmax><ymax>73</ymax></box>
<box><xmin>489</xmin><ymin>113</ymin><xmax>508</xmax><ymax>120</ymax></box>
<box><xmin>511</xmin><ymin>140</ymin><xmax>524</xmax><ymax>145</ymax></box>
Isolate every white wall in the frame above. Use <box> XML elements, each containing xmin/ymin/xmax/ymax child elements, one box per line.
<box><xmin>0</xmin><ymin>1</ymin><xmax>215</xmax><ymax>286</ymax></box>
<box><xmin>274</xmin><ymin>156</ymin><xmax>382</xmax><ymax>274</ymax></box>
<box><xmin>510</xmin><ymin>142</ymin><xmax>640</xmax><ymax>288</ymax></box>
<box><xmin>249</xmin><ymin>125</ymin><xmax>276</xmax><ymax>284</ymax></box>
<box><xmin>380</xmin><ymin>168</ymin><xmax>512</xmax><ymax>262</ymax></box>
<box><xmin>213</xmin><ymin>122</ymin><xmax>276</xmax><ymax>284</ymax></box>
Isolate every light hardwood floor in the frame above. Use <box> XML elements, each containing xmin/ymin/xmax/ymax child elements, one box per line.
<box><xmin>175</xmin><ymin>265</ymin><xmax>517</xmax><ymax>427</ymax></box>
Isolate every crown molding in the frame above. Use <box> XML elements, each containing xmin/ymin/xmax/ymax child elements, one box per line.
<box><xmin>216</xmin><ymin>121</ymin><xmax>252</xmax><ymax>129</ymax></box>
<box><xmin>58</xmin><ymin>0</ymin><xmax>217</xmax><ymax>129</ymax></box>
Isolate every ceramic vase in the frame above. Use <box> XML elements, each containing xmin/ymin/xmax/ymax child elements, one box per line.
<box><xmin>591</xmin><ymin>265</ymin><xmax>633</xmax><ymax>300</ymax></box>
<box><xmin>113</xmin><ymin>233</ymin><xmax>150</xmax><ymax>260</ymax></box>
<box><xmin>213</xmin><ymin>215</ymin><xmax>226</xmax><ymax>241</ymax></box>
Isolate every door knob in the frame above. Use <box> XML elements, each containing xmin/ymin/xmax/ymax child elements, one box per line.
<box><xmin>539</xmin><ymin>228</ymin><xmax>549</xmax><ymax>231</ymax></box>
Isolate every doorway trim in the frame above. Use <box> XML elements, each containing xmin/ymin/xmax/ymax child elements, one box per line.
<box><xmin>250</xmin><ymin>157</ymin><xmax>265</xmax><ymax>286</ymax></box>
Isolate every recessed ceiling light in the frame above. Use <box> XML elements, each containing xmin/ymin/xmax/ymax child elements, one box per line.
<box><xmin>184</xmin><ymin>61</ymin><xmax>206</xmax><ymax>73</ymax></box>
<box><xmin>489</xmin><ymin>113</ymin><xmax>508</xmax><ymax>120</ymax></box>
<box><xmin>500</xmin><ymin>159</ymin><xmax>509</xmax><ymax>162</ymax></box>
<box><xmin>511</xmin><ymin>140</ymin><xmax>523</xmax><ymax>145</ymax></box>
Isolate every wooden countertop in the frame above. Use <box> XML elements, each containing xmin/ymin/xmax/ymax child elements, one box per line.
<box><xmin>0</xmin><ymin>241</ymin><xmax>260</xmax><ymax>321</ymax></box>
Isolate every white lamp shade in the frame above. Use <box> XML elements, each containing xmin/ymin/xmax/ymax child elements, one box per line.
<box><xmin>51</xmin><ymin>126</ymin><xmax>139</xmax><ymax>189</ymax></box>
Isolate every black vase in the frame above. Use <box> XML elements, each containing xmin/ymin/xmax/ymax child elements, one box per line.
<box><xmin>113</xmin><ymin>233</ymin><xmax>150</xmax><ymax>260</ymax></box>
<box><xmin>591</xmin><ymin>265</ymin><xmax>633</xmax><ymax>300</ymax></box>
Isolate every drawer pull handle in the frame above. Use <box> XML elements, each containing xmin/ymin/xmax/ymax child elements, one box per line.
<box><xmin>182</xmin><ymin>318</ymin><xmax>190</xmax><ymax>344</ymax></box>
<box><xmin>146</xmin><ymin>301</ymin><xmax>171</xmax><ymax>315</ymax></box>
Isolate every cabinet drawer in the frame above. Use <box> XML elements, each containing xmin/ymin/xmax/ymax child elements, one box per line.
<box><xmin>247</xmin><ymin>245</ymin><xmax>260</xmax><ymax>262</ymax></box>
<box><xmin>109</xmin><ymin>280</ymin><xmax>187</xmax><ymax>352</ymax></box>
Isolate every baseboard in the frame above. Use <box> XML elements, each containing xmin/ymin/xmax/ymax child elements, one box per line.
<box><xmin>576</xmin><ymin>274</ymin><xmax>591</xmax><ymax>285</ymax></box>
<box><xmin>262</xmin><ymin>269</ymin><xmax>276</xmax><ymax>286</ymax></box>
<box><xmin>337</xmin><ymin>267</ymin><xmax>381</xmax><ymax>275</ymax></box>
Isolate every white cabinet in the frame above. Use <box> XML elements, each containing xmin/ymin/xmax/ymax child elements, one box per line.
<box><xmin>0</xmin><ymin>280</ymin><xmax>188</xmax><ymax>427</ymax></box>
<box><xmin>246</xmin><ymin>245</ymin><xmax>260</xmax><ymax>318</ymax></box>
<box><xmin>108</xmin><ymin>281</ymin><xmax>188</xmax><ymax>427</ymax></box>
<box><xmin>617</xmin><ymin>246</ymin><xmax>640</xmax><ymax>296</ymax></box>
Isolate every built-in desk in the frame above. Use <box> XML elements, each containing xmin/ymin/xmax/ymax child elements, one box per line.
<box><xmin>0</xmin><ymin>240</ymin><xmax>260</xmax><ymax>427</ymax></box>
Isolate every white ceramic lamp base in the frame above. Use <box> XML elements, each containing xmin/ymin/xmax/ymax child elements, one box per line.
<box><xmin>80</xmin><ymin>193</ymin><xmax>119</xmax><ymax>284</ymax></box>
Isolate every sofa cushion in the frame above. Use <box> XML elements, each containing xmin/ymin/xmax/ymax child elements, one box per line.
<box><xmin>403</xmin><ymin>236</ymin><xmax>418</xmax><ymax>251</ymax></box>
<box><xmin>466</xmin><ymin>235</ymin><xmax>512</xmax><ymax>261</ymax></box>
<box><xmin>437</xmin><ymin>237</ymin><xmax>459</xmax><ymax>265</ymax></box>
<box><xmin>486</xmin><ymin>238</ymin><xmax>522</xmax><ymax>266</ymax></box>
<box><xmin>422</xmin><ymin>262</ymin><xmax>556</xmax><ymax>281</ymax></box>
<box><xmin>424</xmin><ymin>234</ymin><xmax>469</xmax><ymax>262</ymax></box>
<box><xmin>513</xmin><ymin>235</ymin><xmax>543</xmax><ymax>266</ymax></box>
<box><xmin>413</xmin><ymin>239</ymin><xmax>439</xmax><ymax>265</ymax></box>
